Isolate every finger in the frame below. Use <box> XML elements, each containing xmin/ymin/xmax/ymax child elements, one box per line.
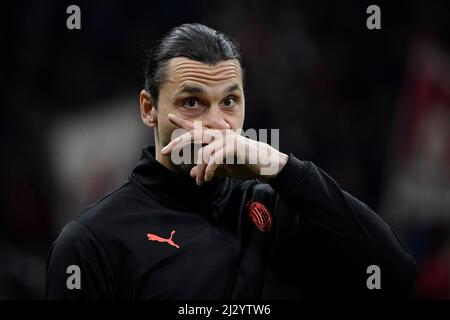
<box><xmin>168</xmin><ymin>113</ymin><xmax>195</xmax><ymax>130</ymax></box>
<box><xmin>161</xmin><ymin>128</ymin><xmax>218</xmax><ymax>155</ymax></box>
<box><xmin>190</xmin><ymin>165</ymin><xmax>197</xmax><ymax>178</ymax></box>
<box><xmin>161</xmin><ymin>130</ymin><xmax>202</xmax><ymax>155</ymax></box>
<box><xmin>204</xmin><ymin>148</ymin><xmax>226</xmax><ymax>182</ymax></box>
<box><xmin>161</xmin><ymin>135</ymin><xmax>183</xmax><ymax>155</ymax></box>
<box><xmin>195</xmin><ymin>144</ymin><xmax>212</xmax><ymax>186</ymax></box>
<box><xmin>204</xmin><ymin>134</ymin><xmax>238</xmax><ymax>182</ymax></box>
<box><xmin>195</xmin><ymin>139</ymin><xmax>224</xmax><ymax>185</ymax></box>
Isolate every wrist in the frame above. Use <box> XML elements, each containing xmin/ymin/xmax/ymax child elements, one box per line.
<box><xmin>259</xmin><ymin>152</ymin><xmax>288</xmax><ymax>182</ymax></box>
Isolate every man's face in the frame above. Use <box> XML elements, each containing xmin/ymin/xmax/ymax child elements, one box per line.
<box><xmin>142</xmin><ymin>57</ymin><xmax>245</xmax><ymax>173</ymax></box>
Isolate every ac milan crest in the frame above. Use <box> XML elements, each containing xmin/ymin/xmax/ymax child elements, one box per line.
<box><xmin>247</xmin><ymin>200</ymin><xmax>272</xmax><ymax>232</ymax></box>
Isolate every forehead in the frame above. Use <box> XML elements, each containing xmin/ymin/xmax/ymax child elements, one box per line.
<box><xmin>164</xmin><ymin>57</ymin><xmax>243</xmax><ymax>89</ymax></box>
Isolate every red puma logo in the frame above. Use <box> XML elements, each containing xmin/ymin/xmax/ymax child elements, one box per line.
<box><xmin>147</xmin><ymin>230</ymin><xmax>180</xmax><ymax>249</ymax></box>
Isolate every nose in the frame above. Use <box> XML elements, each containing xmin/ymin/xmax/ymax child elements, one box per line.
<box><xmin>202</xmin><ymin>108</ymin><xmax>231</xmax><ymax>130</ymax></box>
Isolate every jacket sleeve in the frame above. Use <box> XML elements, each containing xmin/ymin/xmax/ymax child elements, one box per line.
<box><xmin>45</xmin><ymin>220</ymin><xmax>115</xmax><ymax>299</ymax></box>
<box><xmin>269</xmin><ymin>154</ymin><xmax>417</xmax><ymax>298</ymax></box>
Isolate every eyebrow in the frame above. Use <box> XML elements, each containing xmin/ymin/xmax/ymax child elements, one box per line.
<box><xmin>223</xmin><ymin>83</ymin><xmax>241</xmax><ymax>94</ymax></box>
<box><xmin>175</xmin><ymin>84</ymin><xmax>207</xmax><ymax>97</ymax></box>
<box><xmin>174</xmin><ymin>83</ymin><xmax>241</xmax><ymax>98</ymax></box>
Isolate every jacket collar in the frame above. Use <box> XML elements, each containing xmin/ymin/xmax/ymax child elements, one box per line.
<box><xmin>129</xmin><ymin>145</ymin><xmax>233</xmax><ymax>214</ymax></box>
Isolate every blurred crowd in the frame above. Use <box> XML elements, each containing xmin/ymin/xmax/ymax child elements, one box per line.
<box><xmin>1</xmin><ymin>0</ymin><xmax>449</xmax><ymax>299</ymax></box>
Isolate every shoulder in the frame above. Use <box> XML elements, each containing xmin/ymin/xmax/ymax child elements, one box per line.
<box><xmin>45</xmin><ymin>220</ymin><xmax>115</xmax><ymax>299</ymax></box>
<box><xmin>75</xmin><ymin>180</ymin><xmax>159</xmax><ymax>231</ymax></box>
<box><xmin>50</xmin><ymin>181</ymin><xmax>154</xmax><ymax>259</ymax></box>
<box><xmin>50</xmin><ymin>219</ymin><xmax>95</xmax><ymax>253</ymax></box>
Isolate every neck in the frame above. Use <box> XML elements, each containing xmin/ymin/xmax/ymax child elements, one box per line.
<box><xmin>155</xmin><ymin>149</ymin><xmax>179</xmax><ymax>175</ymax></box>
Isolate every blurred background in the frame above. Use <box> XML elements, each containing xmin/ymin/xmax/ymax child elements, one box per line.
<box><xmin>1</xmin><ymin>0</ymin><xmax>449</xmax><ymax>299</ymax></box>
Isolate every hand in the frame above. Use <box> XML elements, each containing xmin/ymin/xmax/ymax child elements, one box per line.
<box><xmin>160</xmin><ymin>113</ymin><xmax>288</xmax><ymax>186</ymax></box>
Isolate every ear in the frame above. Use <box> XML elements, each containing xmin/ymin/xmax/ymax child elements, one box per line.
<box><xmin>140</xmin><ymin>90</ymin><xmax>157</xmax><ymax>128</ymax></box>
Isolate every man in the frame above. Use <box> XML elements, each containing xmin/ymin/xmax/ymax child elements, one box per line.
<box><xmin>45</xmin><ymin>23</ymin><xmax>416</xmax><ymax>299</ymax></box>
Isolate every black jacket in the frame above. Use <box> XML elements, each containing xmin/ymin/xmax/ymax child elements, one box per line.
<box><xmin>45</xmin><ymin>145</ymin><xmax>416</xmax><ymax>299</ymax></box>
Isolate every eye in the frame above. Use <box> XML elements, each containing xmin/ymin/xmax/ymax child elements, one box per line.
<box><xmin>222</xmin><ymin>96</ymin><xmax>237</xmax><ymax>108</ymax></box>
<box><xmin>183</xmin><ymin>97</ymin><xmax>201</xmax><ymax>109</ymax></box>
